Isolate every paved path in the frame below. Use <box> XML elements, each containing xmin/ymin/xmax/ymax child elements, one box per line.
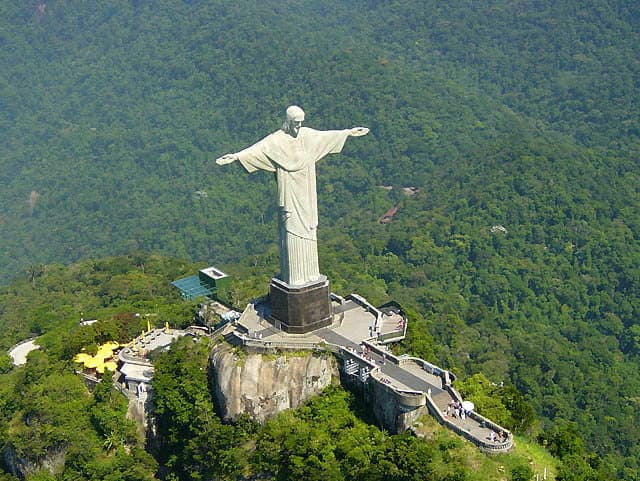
<box><xmin>320</xmin><ymin>330</ymin><xmax>507</xmax><ymax>448</ymax></box>
<box><xmin>9</xmin><ymin>339</ymin><xmax>40</xmax><ymax>366</ymax></box>
<box><xmin>317</xmin><ymin>327</ymin><xmax>361</xmax><ymax>350</ymax></box>
<box><xmin>318</xmin><ymin>326</ymin><xmax>444</xmax><ymax>394</ymax></box>
<box><xmin>379</xmin><ymin>360</ymin><xmax>443</xmax><ymax>394</ymax></box>
<box><xmin>430</xmin><ymin>391</ymin><xmax>507</xmax><ymax>445</ymax></box>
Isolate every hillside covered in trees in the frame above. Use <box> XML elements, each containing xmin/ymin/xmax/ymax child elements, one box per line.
<box><xmin>1</xmin><ymin>0</ymin><xmax>640</xmax><ymax>479</ymax></box>
<box><xmin>0</xmin><ymin>254</ymin><xmax>556</xmax><ymax>481</ymax></box>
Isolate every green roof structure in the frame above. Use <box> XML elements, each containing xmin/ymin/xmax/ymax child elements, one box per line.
<box><xmin>171</xmin><ymin>275</ymin><xmax>214</xmax><ymax>300</ymax></box>
<box><xmin>171</xmin><ymin>266</ymin><xmax>231</xmax><ymax>302</ymax></box>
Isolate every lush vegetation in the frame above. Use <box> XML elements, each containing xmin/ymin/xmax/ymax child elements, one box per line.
<box><xmin>0</xmin><ymin>255</ymin><xmax>195</xmax><ymax>479</ymax></box>
<box><xmin>0</xmin><ymin>254</ymin><xmax>198</xmax><ymax>353</ymax></box>
<box><xmin>1</xmin><ymin>1</ymin><xmax>640</xmax><ymax>479</ymax></box>
<box><xmin>151</xmin><ymin>335</ymin><xmax>555</xmax><ymax>481</ymax></box>
<box><xmin>0</xmin><ymin>255</ymin><xmax>555</xmax><ymax>480</ymax></box>
<box><xmin>0</xmin><ymin>349</ymin><xmax>159</xmax><ymax>480</ymax></box>
<box><xmin>2</xmin><ymin>1</ymin><xmax>638</xmax><ymax>286</ymax></box>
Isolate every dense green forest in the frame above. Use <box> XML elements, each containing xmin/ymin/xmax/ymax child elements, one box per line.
<box><xmin>2</xmin><ymin>0</ymin><xmax>638</xmax><ymax>284</ymax></box>
<box><xmin>0</xmin><ymin>254</ymin><xmax>558</xmax><ymax>481</ymax></box>
<box><xmin>2</xmin><ymin>0</ymin><xmax>640</xmax><ymax>479</ymax></box>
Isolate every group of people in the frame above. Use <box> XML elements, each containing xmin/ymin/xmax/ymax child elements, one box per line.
<box><xmin>444</xmin><ymin>400</ymin><xmax>470</xmax><ymax>420</ymax></box>
<box><xmin>488</xmin><ymin>429</ymin><xmax>509</xmax><ymax>443</ymax></box>
<box><xmin>360</xmin><ymin>343</ymin><xmax>372</xmax><ymax>358</ymax></box>
<box><xmin>443</xmin><ymin>401</ymin><xmax>510</xmax><ymax>444</ymax></box>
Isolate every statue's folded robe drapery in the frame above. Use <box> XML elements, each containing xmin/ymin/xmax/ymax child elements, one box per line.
<box><xmin>236</xmin><ymin>127</ymin><xmax>351</xmax><ymax>286</ymax></box>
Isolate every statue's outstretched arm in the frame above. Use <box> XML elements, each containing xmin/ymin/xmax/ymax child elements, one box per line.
<box><xmin>349</xmin><ymin>127</ymin><xmax>369</xmax><ymax>137</ymax></box>
<box><xmin>216</xmin><ymin>153</ymin><xmax>238</xmax><ymax>165</ymax></box>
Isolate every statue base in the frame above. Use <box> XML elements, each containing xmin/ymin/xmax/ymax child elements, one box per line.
<box><xmin>269</xmin><ymin>276</ymin><xmax>332</xmax><ymax>334</ymax></box>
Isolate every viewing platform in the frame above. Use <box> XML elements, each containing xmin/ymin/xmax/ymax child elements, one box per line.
<box><xmin>116</xmin><ymin>326</ymin><xmax>207</xmax><ymax>400</ymax></box>
<box><xmin>227</xmin><ymin>293</ymin><xmax>513</xmax><ymax>453</ymax></box>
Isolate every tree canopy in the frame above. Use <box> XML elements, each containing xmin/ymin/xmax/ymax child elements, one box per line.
<box><xmin>1</xmin><ymin>1</ymin><xmax>640</xmax><ymax>479</ymax></box>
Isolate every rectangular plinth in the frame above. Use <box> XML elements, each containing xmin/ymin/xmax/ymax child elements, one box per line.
<box><xmin>269</xmin><ymin>276</ymin><xmax>332</xmax><ymax>334</ymax></box>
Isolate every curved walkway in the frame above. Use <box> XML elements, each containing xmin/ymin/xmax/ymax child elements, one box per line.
<box><xmin>8</xmin><ymin>339</ymin><xmax>40</xmax><ymax>366</ymax></box>
<box><xmin>337</xmin><ymin>337</ymin><xmax>512</xmax><ymax>452</ymax></box>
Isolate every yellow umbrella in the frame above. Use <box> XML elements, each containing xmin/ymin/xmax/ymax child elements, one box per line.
<box><xmin>73</xmin><ymin>353</ymin><xmax>93</xmax><ymax>364</ymax></box>
<box><xmin>104</xmin><ymin>361</ymin><xmax>117</xmax><ymax>372</ymax></box>
<box><xmin>96</xmin><ymin>360</ymin><xmax>105</xmax><ymax>374</ymax></box>
<box><xmin>96</xmin><ymin>346</ymin><xmax>113</xmax><ymax>358</ymax></box>
<box><xmin>85</xmin><ymin>358</ymin><xmax>98</xmax><ymax>369</ymax></box>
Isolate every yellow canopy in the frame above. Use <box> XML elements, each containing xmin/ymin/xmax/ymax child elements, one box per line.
<box><xmin>75</xmin><ymin>341</ymin><xmax>121</xmax><ymax>369</ymax></box>
<box><xmin>95</xmin><ymin>359</ymin><xmax>105</xmax><ymax>374</ymax></box>
<box><xmin>104</xmin><ymin>361</ymin><xmax>117</xmax><ymax>372</ymax></box>
<box><xmin>84</xmin><ymin>358</ymin><xmax>98</xmax><ymax>369</ymax></box>
<box><xmin>73</xmin><ymin>353</ymin><xmax>93</xmax><ymax>364</ymax></box>
<box><xmin>96</xmin><ymin>341</ymin><xmax>120</xmax><ymax>357</ymax></box>
<box><xmin>97</xmin><ymin>359</ymin><xmax>118</xmax><ymax>374</ymax></box>
<box><xmin>96</xmin><ymin>347</ymin><xmax>112</xmax><ymax>358</ymax></box>
<box><xmin>74</xmin><ymin>341</ymin><xmax>123</xmax><ymax>374</ymax></box>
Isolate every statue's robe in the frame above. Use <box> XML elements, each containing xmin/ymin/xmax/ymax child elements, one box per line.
<box><xmin>236</xmin><ymin>127</ymin><xmax>351</xmax><ymax>286</ymax></box>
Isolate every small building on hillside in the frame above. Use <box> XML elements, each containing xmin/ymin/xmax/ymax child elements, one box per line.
<box><xmin>116</xmin><ymin>327</ymin><xmax>187</xmax><ymax>400</ymax></box>
<box><xmin>401</xmin><ymin>186</ymin><xmax>419</xmax><ymax>196</ymax></box>
<box><xmin>198</xmin><ymin>266</ymin><xmax>231</xmax><ymax>296</ymax></box>
<box><xmin>171</xmin><ymin>265</ymin><xmax>231</xmax><ymax>303</ymax></box>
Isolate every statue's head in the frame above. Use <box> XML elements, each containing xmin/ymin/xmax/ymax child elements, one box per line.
<box><xmin>283</xmin><ymin>105</ymin><xmax>305</xmax><ymax>137</ymax></box>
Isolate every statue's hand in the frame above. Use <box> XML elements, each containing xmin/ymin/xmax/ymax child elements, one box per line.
<box><xmin>215</xmin><ymin>154</ymin><xmax>238</xmax><ymax>165</ymax></box>
<box><xmin>349</xmin><ymin>127</ymin><xmax>369</xmax><ymax>137</ymax></box>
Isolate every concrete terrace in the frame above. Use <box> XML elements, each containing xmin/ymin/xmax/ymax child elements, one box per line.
<box><xmin>229</xmin><ymin>294</ymin><xmax>513</xmax><ymax>453</ymax></box>
<box><xmin>116</xmin><ymin>327</ymin><xmax>199</xmax><ymax>399</ymax></box>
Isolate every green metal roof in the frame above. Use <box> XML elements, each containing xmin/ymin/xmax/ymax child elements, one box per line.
<box><xmin>171</xmin><ymin>275</ymin><xmax>214</xmax><ymax>300</ymax></box>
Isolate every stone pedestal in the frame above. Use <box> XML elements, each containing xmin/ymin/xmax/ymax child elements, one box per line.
<box><xmin>269</xmin><ymin>276</ymin><xmax>332</xmax><ymax>334</ymax></box>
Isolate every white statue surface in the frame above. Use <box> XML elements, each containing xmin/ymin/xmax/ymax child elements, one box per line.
<box><xmin>216</xmin><ymin>106</ymin><xmax>368</xmax><ymax>286</ymax></box>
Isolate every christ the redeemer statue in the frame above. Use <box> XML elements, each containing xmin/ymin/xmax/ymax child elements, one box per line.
<box><xmin>216</xmin><ymin>106</ymin><xmax>368</xmax><ymax>287</ymax></box>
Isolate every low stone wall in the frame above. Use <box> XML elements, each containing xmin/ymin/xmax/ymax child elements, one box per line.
<box><xmin>429</xmin><ymin>386</ymin><xmax>514</xmax><ymax>453</ymax></box>
<box><xmin>400</xmin><ymin>356</ymin><xmax>456</xmax><ymax>381</ymax></box>
<box><xmin>363</xmin><ymin>375</ymin><xmax>427</xmax><ymax>434</ymax></box>
<box><xmin>377</xmin><ymin>330</ymin><xmax>404</xmax><ymax>343</ymax></box>
<box><xmin>345</xmin><ymin>294</ymin><xmax>382</xmax><ymax>324</ymax></box>
<box><xmin>229</xmin><ymin>331</ymin><xmax>338</xmax><ymax>354</ymax></box>
<box><xmin>338</xmin><ymin>354</ymin><xmax>427</xmax><ymax>435</ymax></box>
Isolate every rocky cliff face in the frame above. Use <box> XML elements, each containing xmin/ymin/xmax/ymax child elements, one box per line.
<box><xmin>210</xmin><ymin>343</ymin><xmax>338</xmax><ymax>422</ymax></box>
<box><xmin>2</xmin><ymin>443</ymin><xmax>66</xmax><ymax>480</ymax></box>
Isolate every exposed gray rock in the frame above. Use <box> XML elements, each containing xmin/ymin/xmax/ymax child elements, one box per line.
<box><xmin>210</xmin><ymin>343</ymin><xmax>338</xmax><ymax>422</ymax></box>
<box><xmin>2</xmin><ymin>443</ymin><xmax>66</xmax><ymax>480</ymax></box>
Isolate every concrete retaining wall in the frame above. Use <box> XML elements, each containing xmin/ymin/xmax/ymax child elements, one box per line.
<box><xmin>339</xmin><ymin>357</ymin><xmax>427</xmax><ymax>434</ymax></box>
